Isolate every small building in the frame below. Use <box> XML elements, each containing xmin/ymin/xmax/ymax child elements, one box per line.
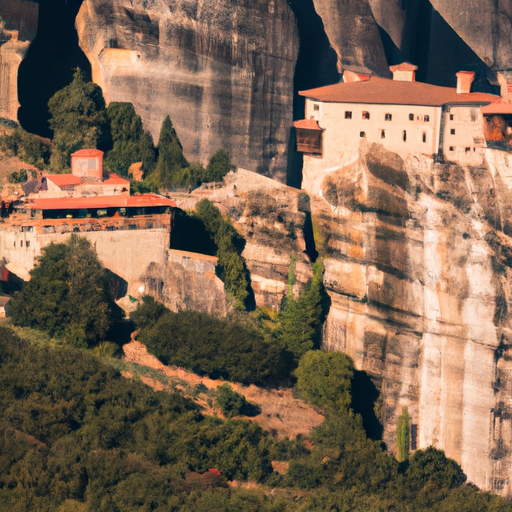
<box><xmin>294</xmin><ymin>63</ymin><xmax>499</xmax><ymax>182</ymax></box>
<box><xmin>37</xmin><ymin>149</ymin><xmax>131</xmax><ymax>199</ymax></box>
<box><xmin>71</xmin><ymin>148</ymin><xmax>105</xmax><ymax>180</ymax></box>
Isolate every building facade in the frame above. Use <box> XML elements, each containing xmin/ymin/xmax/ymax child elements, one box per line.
<box><xmin>295</xmin><ymin>64</ymin><xmax>499</xmax><ymax>188</ymax></box>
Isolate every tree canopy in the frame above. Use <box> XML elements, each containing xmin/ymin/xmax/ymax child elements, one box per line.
<box><xmin>295</xmin><ymin>350</ymin><xmax>354</xmax><ymax>414</ymax></box>
<box><xmin>47</xmin><ymin>69</ymin><xmax>110</xmax><ymax>170</ymax></box>
<box><xmin>9</xmin><ymin>235</ymin><xmax>117</xmax><ymax>347</ymax></box>
<box><xmin>104</xmin><ymin>102</ymin><xmax>156</xmax><ymax>177</ymax></box>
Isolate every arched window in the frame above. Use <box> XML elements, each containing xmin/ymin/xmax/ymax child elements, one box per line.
<box><xmin>403</xmin><ymin>130</ymin><xmax>407</xmax><ymax>142</ymax></box>
<box><xmin>409</xmin><ymin>113</ymin><xmax>414</xmax><ymax>121</ymax></box>
<box><xmin>424</xmin><ymin>115</ymin><xmax>430</xmax><ymax>122</ymax></box>
<box><xmin>362</xmin><ymin>111</ymin><xmax>370</xmax><ymax>120</ymax></box>
<box><xmin>381</xmin><ymin>130</ymin><xmax>386</xmax><ymax>139</ymax></box>
<box><xmin>385</xmin><ymin>113</ymin><xmax>392</xmax><ymax>121</ymax></box>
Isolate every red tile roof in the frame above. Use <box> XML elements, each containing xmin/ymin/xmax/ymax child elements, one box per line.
<box><xmin>103</xmin><ymin>173</ymin><xmax>130</xmax><ymax>185</ymax></box>
<box><xmin>46</xmin><ymin>174</ymin><xmax>82</xmax><ymax>187</ymax></box>
<box><xmin>71</xmin><ymin>149</ymin><xmax>104</xmax><ymax>157</ymax></box>
<box><xmin>25</xmin><ymin>194</ymin><xmax>177</xmax><ymax>210</ymax></box>
<box><xmin>481</xmin><ymin>100</ymin><xmax>512</xmax><ymax>115</ymax></box>
<box><xmin>299</xmin><ymin>76</ymin><xmax>499</xmax><ymax>107</ymax></box>
<box><xmin>293</xmin><ymin>118</ymin><xmax>322</xmax><ymax>130</ymax></box>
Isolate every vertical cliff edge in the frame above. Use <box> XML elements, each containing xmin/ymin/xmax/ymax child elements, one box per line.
<box><xmin>308</xmin><ymin>144</ymin><xmax>512</xmax><ymax>496</ymax></box>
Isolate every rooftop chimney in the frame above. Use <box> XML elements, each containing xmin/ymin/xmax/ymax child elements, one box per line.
<box><xmin>497</xmin><ymin>72</ymin><xmax>511</xmax><ymax>101</ymax></box>
<box><xmin>389</xmin><ymin>62</ymin><xmax>418</xmax><ymax>82</ymax></box>
<box><xmin>342</xmin><ymin>70</ymin><xmax>371</xmax><ymax>83</ymax></box>
<box><xmin>455</xmin><ymin>71</ymin><xmax>475</xmax><ymax>94</ymax></box>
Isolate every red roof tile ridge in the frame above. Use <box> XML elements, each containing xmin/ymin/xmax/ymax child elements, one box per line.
<box><xmin>389</xmin><ymin>62</ymin><xmax>418</xmax><ymax>72</ymax></box>
<box><xmin>71</xmin><ymin>148</ymin><xmax>104</xmax><ymax>157</ymax></box>
<box><xmin>293</xmin><ymin>118</ymin><xmax>322</xmax><ymax>130</ymax></box>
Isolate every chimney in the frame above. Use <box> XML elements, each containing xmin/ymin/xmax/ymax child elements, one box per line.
<box><xmin>455</xmin><ymin>71</ymin><xmax>475</xmax><ymax>94</ymax></box>
<box><xmin>343</xmin><ymin>70</ymin><xmax>371</xmax><ymax>83</ymax></box>
<box><xmin>389</xmin><ymin>62</ymin><xmax>418</xmax><ymax>82</ymax></box>
<box><xmin>497</xmin><ymin>72</ymin><xmax>511</xmax><ymax>101</ymax></box>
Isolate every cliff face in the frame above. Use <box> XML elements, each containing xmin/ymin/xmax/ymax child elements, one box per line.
<box><xmin>429</xmin><ymin>0</ymin><xmax>512</xmax><ymax>73</ymax></box>
<box><xmin>308</xmin><ymin>144</ymin><xmax>512</xmax><ymax>496</ymax></box>
<box><xmin>76</xmin><ymin>0</ymin><xmax>298</xmax><ymax>181</ymax></box>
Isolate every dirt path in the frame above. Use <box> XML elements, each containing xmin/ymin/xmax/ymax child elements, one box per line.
<box><xmin>122</xmin><ymin>340</ymin><xmax>324</xmax><ymax>439</ymax></box>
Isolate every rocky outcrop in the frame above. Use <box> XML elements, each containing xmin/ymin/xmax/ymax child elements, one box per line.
<box><xmin>0</xmin><ymin>0</ymin><xmax>38</xmax><ymax>121</ymax></box>
<box><xmin>429</xmin><ymin>0</ymin><xmax>512</xmax><ymax>73</ymax></box>
<box><xmin>307</xmin><ymin>144</ymin><xmax>512</xmax><ymax>497</ymax></box>
<box><xmin>311</xmin><ymin>0</ymin><xmax>389</xmax><ymax>77</ymax></box>
<box><xmin>170</xmin><ymin>169</ymin><xmax>314</xmax><ymax>310</ymax></box>
<box><xmin>142</xmin><ymin>249</ymin><xmax>229</xmax><ymax>316</ymax></box>
<box><xmin>76</xmin><ymin>0</ymin><xmax>298</xmax><ymax>181</ymax></box>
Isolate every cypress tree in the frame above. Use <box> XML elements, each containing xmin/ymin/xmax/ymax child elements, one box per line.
<box><xmin>104</xmin><ymin>102</ymin><xmax>156</xmax><ymax>177</ymax></box>
<box><xmin>155</xmin><ymin>115</ymin><xmax>188</xmax><ymax>189</ymax></box>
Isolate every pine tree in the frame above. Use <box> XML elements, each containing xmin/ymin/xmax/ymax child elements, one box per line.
<box><xmin>48</xmin><ymin>68</ymin><xmax>110</xmax><ymax>170</ymax></box>
<box><xmin>155</xmin><ymin>115</ymin><xmax>188</xmax><ymax>189</ymax></box>
<box><xmin>205</xmin><ymin>149</ymin><xmax>235</xmax><ymax>182</ymax></box>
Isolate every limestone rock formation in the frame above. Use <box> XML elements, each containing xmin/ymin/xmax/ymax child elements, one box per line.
<box><xmin>76</xmin><ymin>0</ymin><xmax>298</xmax><ymax>181</ymax></box>
<box><xmin>311</xmin><ymin>0</ymin><xmax>389</xmax><ymax>77</ymax></box>
<box><xmin>0</xmin><ymin>0</ymin><xmax>38</xmax><ymax>121</ymax></box>
<box><xmin>429</xmin><ymin>0</ymin><xmax>512</xmax><ymax>73</ymax></box>
<box><xmin>306</xmin><ymin>143</ymin><xmax>512</xmax><ymax>497</ymax></box>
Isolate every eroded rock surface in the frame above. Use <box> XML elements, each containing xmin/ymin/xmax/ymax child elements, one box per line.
<box><xmin>0</xmin><ymin>0</ymin><xmax>38</xmax><ymax>120</ymax></box>
<box><xmin>76</xmin><ymin>0</ymin><xmax>298</xmax><ymax>181</ymax></box>
<box><xmin>307</xmin><ymin>144</ymin><xmax>512</xmax><ymax>496</ymax></box>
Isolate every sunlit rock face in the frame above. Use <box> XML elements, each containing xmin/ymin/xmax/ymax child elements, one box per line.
<box><xmin>0</xmin><ymin>0</ymin><xmax>38</xmax><ymax>121</ymax></box>
<box><xmin>306</xmin><ymin>144</ymin><xmax>512</xmax><ymax>497</ymax></box>
<box><xmin>76</xmin><ymin>0</ymin><xmax>298</xmax><ymax>181</ymax></box>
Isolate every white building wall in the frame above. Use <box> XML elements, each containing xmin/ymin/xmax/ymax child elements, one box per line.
<box><xmin>302</xmin><ymin>99</ymin><xmax>441</xmax><ymax>192</ymax></box>
<box><xmin>442</xmin><ymin>105</ymin><xmax>487</xmax><ymax>165</ymax></box>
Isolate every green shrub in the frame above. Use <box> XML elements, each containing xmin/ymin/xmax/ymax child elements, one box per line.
<box><xmin>215</xmin><ymin>384</ymin><xmax>249</xmax><ymax>418</ymax></box>
<box><xmin>1</xmin><ymin>128</ymin><xmax>51</xmax><ymax>168</ymax></box>
<box><xmin>194</xmin><ymin>199</ymin><xmax>249</xmax><ymax>310</ymax></box>
<box><xmin>295</xmin><ymin>350</ymin><xmax>354</xmax><ymax>414</ymax></box>
<box><xmin>138</xmin><ymin>309</ymin><xmax>292</xmax><ymax>385</ymax></box>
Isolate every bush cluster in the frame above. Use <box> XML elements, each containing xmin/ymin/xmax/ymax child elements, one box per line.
<box><xmin>135</xmin><ymin>306</ymin><xmax>292</xmax><ymax>386</ymax></box>
<box><xmin>1</xmin><ymin>127</ymin><xmax>51</xmax><ymax>168</ymax></box>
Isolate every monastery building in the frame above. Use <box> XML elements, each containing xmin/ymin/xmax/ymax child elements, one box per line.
<box><xmin>294</xmin><ymin>63</ymin><xmax>500</xmax><ymax>181</ymax></box>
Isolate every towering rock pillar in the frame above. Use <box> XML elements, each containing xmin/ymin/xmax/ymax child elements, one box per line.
<box><xmin>76</xmin><ymin>0</ymin><xmax>299</xmax><ymax>182</ymax></box>
<box><xmin>0</xmin><ymin>30</ymin><xmax>30</xmax><ymax>121</ymax></box>
<box><xmin>0</xmin><ymin>0</ymin><xmax>39</xmax><ymax>122</ymax></box>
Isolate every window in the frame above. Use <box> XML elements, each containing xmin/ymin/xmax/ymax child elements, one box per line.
<box><xmin>465</xmin><ymin>147</ymin><xmax>470</xmax><ymax>153</ymax></box>
<box><xmin>470</xmin><ymin>109</ymin><xmax>477</xmax><ymax>122</ymax></box>
<box><xmin>422</xmin><ymin>132</ymin><xmax>427</xmax><ymax>143</ymax></box>
<box><xmin>345</xmin><ymin>111</ymin><xmax>352</xmax><ymax>119</ymax></box>
<box><xmin>450</xmin><ymin>129</ymin><xmax>456</xmax><ymax>135</ymax></box>
<box><xmin>424</xmin><ymin>115</ymin><xmax>430</xmax><ymax>122</ymax></box>
<box><xmin>385</xmin><ymin>113</ymin><xmax>392</xmax><ymax>121</ymax></box>
<box><xmin>409</xmin><ymin>113</ymin><xmax>414</xmax><ymax>121</ymax></box>
<box><xmin>449</xmin><ymin>114</ymin><xmax>454</xmax><ymax>121</ymax></box>
<box><xmin>313</xmin><ymin>104</ymin><xmax>319</xmax><ymax>111</ymax></box>
<box><xmin>362</xmin><ymin>111</ymin><xmax>370</xmax><ymax>120</ymax></box>
<box><xmin>26</xmin><ymin>241</ymin><xmax>30</xmax><ymax>248</ymax></box>
<box><xmin>20</xmin><ymin>240</ymin><xmax>23</xmax><ymax>247</ymax></box>
<box><xmin>449</xmin><ymin>146</ymin><xmax>454</xmax><ymax>151</ymax></box>
<box><xmin>381</xmin><ymin>130</ymin><xmax>386</xmax><ymax>139</ymax></box>
<box><xmin>360</xmin><ymin>131</ymin><xmax>366</xmax><ymax>138</ymax></box>
<box><xmin>13</xmin><ymin>241</ymin><xmax>15</xmax><ymax>247</ymax></box>
<box><xmin>403</xmin><ymin>130</ymin><xmax>407</xmax><ymax>142</ymax></box>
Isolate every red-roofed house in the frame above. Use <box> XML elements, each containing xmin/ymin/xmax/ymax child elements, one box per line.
<box><xmin>294</xmin><ymin>64</ymin><xmax>499</xmax><ymax>182</ymax></box>
<box><xmin>38</xmin><ymin>150</ymin><xmax>131</xmax><ymax>198</ymax></box>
